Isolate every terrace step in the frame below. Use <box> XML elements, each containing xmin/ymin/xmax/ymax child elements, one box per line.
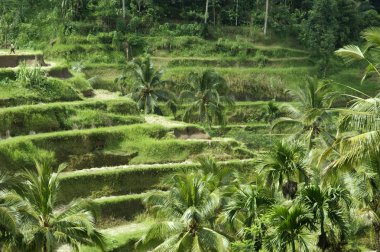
<box><xmin>93</xmin><ymin>193</ymin><xmax>147</xmax><ymax>223</ymax></box>
<box><xmin>77</xmin><ymin>222</ymin><xmax>151</xmax><ymax>252</ymax></box>
<box><xmin>57</xmin><ymin>159</ymin><xmax>255</xmax><ymax>204</ymax></box>
<box><xmin>152</xmin><ymin>56</ymin><xmax>311</xmax><ymax>68</ymax></box>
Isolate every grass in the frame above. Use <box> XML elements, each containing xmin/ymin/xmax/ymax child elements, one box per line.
<box><xmin>94</xmin><ymin>194</ymin><xmax>146</xmax><ymax>222</ymax></box>
<box><xmin>58</xmin><ymin>159</ymin><xmax>256</xmax><ymax>203</ymax></box>
<box><xmin>0</xmin><ymin>98</ymin><xmax>140</xmax><ymax>136</ymax></box>
<box><xmin>80</xmin><ymin>222</ymin><xmax>152</xmax><ymax>252</ymax></box>
<box><xmin>0</xmin><ymin>49</ymin><xmax>43</xmax><ymax>55</ymax></box>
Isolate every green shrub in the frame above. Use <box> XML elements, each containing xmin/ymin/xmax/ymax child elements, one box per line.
<box><xmin>68</xmin><ymin>75</ymin><xmax>93</xmax><ymax>96</ymax></box>
<box><xmin>16</xmin><ymin>63</ymin><xmax>46</xmax><ymax>88</ymax></box>
<box><xmin>35</xmin><ymin>78</ymin><xmax>80</xmax><ymax>101</ymax></box>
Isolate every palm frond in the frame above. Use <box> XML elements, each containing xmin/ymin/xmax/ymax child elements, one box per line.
<box><xmin>335</xmin><ymin>45</ymin><xmax>365</xmax><ymax>64</ymax></box>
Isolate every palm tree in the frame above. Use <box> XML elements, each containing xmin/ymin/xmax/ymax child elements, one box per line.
<box><xmin>264</xmin><ymin>0</ymin><xmax>269</xmax><ymax>36</ymax></box>
<box><xmin>180</xmin><ymin>70</ymin><xmax>234</xmax><ymax>127</ymax></box>
<box><xmin>335</xmin><ymin>28</ymin><xmax>380</xmax><ymax>83</ymax></box>
<box><xmin>117</xmin><ymin>56</ymin><xmax>176</xmax><ymax>114</ymax></box>
<box><xmin>265</xmin><ymin>204</ymin><xmax>315</xmax><ymax>252</ymax></box>
<box><xmin>221</xmin><ymin>178</ymin><xmax>273</xmax><ymax>251</ymax></box>
<box><xmin>272</xmin><ymin>78</ymin><xmax>336</xmax><ymax>149</ymax></box>
<box><xmin>299</xmin><ymin>184</ymin><xmax>350</xmax><ymax>251</ymax></box>
<box><xmin>340</xmin><ymin>155</ymin><xmax>380</xmax><ymax>252</ymax></box>
<box><xmin>0</xmin><ymin>174</ymin><xmax>25</xmax><ymax>250</ymax></box>
<box><xmin>259</xmin><ymin>139</ymin><xmax>307</xmax><ymax>199</ymax></box>
<box><xmin>16</xmin><ymin>160</ymin><xmax>105</xmax><ymax>252</ymax></box>
<box><xmin>205</xmin><ymin>0</ymin><xmax>209</xmax><ymax>24</ymax></box>
<box><xmin>138</xmin><ymin>170</ymin><xmax>229</xmax><ymax>251</ymax></box>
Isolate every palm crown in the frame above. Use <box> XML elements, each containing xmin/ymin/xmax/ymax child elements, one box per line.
<box><xmin>181</xmin><ymin>70</ymin><xmax>234</xmax><ymax>127</ymax></box>
<box><xmin>138</xmin><ymin>168</ymin><xmax>230</xmax><ymax>252</ymax></box>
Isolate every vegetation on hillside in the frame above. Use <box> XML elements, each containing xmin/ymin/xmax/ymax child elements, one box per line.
<box><xmin>0</xmin><ymin>0</ymin><xmax>380</xmax><ymax>251</ymax></box>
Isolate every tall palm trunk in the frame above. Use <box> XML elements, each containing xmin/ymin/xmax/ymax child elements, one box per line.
<box><xmin>205</xmin><ymin>0</ymin><xmax>209</xmax><ymax>24</ymax></box>
<box><xmin>213</xmin><ymin>0</ymin><xmax>216</xmax><ymax>25</ymax></box>
<box><xmin>235</xmin><ymin>0</ymin><xmax>239</xmax><ymax>26</ymax></box>
<box><xmin>122</xmin><ymin>0</ymin><xmax>126</xmax><ymax>18</ymax></box>
<box><xmin>264</xmin><ymin>0</ymin><xmax>269</xmax><ymax>36</ymax></box>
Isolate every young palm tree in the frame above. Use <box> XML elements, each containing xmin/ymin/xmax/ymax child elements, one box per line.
<box><xmin>180</xmin><ymin>70</ymin><xmax>234</xmax><ymax>127</ymax></box>
<box><xmin>221</xmin><ymin>179</ymin><xmax>273</xmax><ymax>251</ymax></box>
<box><xmin>272</xmin><ymin>78</ymin><xmax>336</xmax><ymax>149</ymax></box>
<box><xmin>16</xmin><ymin>160</ymin><xmax>105</xmax><ymax>252</ymax></box>
<box><xmin>138</xmin><ymin>170</ymin><xmax>229</xmax><ymax>251</ymax></box>
<box><xmin>299</xmin><ymin>184</ymin><xmax>350</xmax><ymax>251</ymax></box>
<box><xmin>117</xmin><ymin>56</ymin><xmax>176</xmax><ymax>114</ymax></box>
<box><xmin>265</xmin><ymin>204</ymin><xmax>315</xmax><ymax>252</ymax></box>
<box><xmin>259</xmin><ymin>140</ymin><xmax>307</xmax><ymax>199</ymax></box>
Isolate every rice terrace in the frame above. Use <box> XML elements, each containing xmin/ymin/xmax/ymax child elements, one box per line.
<box><xmin>1</xmin><ymin>1</ymin><xmax>380</xmax><ymax>252</ymax></box>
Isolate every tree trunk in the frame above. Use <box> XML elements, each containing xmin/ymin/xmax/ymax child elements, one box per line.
<box><xmin>122</xmin><ymin>0</ymin><xmax>126</xmax><ymax>18</ymax></box>
<box><xmin>235</xmin><ymin>0</ymin><xmax>239</xmax><ymax>26</ymax></box>
<box><xmin>264</xmin><ymin>0</ymin><xmax>269</xmax><ymax>36</ymax></box>
<box><xmin>375</xmin><ymin>223</ymin><xmax>380</xmax><ymax>252</ymax></box>
<box><xmin>205</xmin><ymin>0</ymin><xmax>209</xmax><ymax>24</ymax></box>
<box><xmin>213</xmin><ymin>0</ymin><xmax>216</xmax><ymax>25</ymax></box>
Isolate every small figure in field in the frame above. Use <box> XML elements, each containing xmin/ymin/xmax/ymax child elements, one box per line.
<box><xmin>9</xmin><ymin>44</ymin><xmax>16</xmax><ymax>54</ymax></box>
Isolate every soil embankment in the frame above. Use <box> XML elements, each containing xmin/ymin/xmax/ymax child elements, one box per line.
<box><xmin>0</xmin><ymin>54</ymin><xmax>47</xmax><ymax>68</ymax></box>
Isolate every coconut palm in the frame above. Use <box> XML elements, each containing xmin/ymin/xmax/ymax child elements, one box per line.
<box><xmin>321</xmin><ymin>96</ymin><xmax>380</xmax><ymax>171</ymax></box>
<box><xmin>180</xmin><ymin>70</ymin><xmax>234</xmax><ymax>127</ymax></box>
<box><xmin>15</xmin><ymin>160</ymin><xmax>105</xmax><ymax>252</ymax></box>
<box><xmin>138</xmin><ymin>170</ymin><xmax>229</xmax><ymax>252</ymax></box>
<box><xmin>299</xmin><ymin>184</ymin><xmax>350</xmax><ymax>251</ymax></box>
<box><xmin>221</xmin><ymin>177</ymin><xmax>273</xmax><ymax>251</ymax></box>
<box><xmin>0</xmin><ymin>174</ymin><xmax>25</xmax><ymax>250</ymax></box>
<box><xmin>259</xmin><ymin>139</ymin><xmax>307</xmax><ymax>199</ymax></box>
<box><xmin>265</xmin><ymin>204</ymin><xmax>315</xmax><ymax>252</ymax></box>
<box><xmin>335</xmin><ymin>28</ymin><xmax>380</xmax><ymax>83</ymax></box>
<box><xmin>272</xmin><ymin>78</ymin><xmax>336</xmax><ymax>149</ymax></box>
<box><xmin>340</xmin><ymin>155</ymin><xmax>380</xmax><ymax>252</ymax></box>
<box><xmin>117</xmin><ymin>56</ymin><xmax>176</xmax><ymax>114</ymax></box>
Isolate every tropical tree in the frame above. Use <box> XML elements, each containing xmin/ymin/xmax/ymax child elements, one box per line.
<box><xmin>15</xmin><ymin>160</ymin><xmax>105</xmax><ymax>252</ymax></box>
<box><xmin>221</xmin><ymin>177</ymin><xmax>273</xmax><ymax>251</ymax></box>
<box><xmin>272</xmin><ymin>78</ymin><xmax>336</xmax><ymax>149</ymax></box>
<box><xmin>299</xmin><ymin>184</ymin><xmax>350</xmax><ymax>251</ymax></box>
<box><xmin>205</xmin><ymin>0</ymin><xmax>209</xmax><ymax>24</ymax></box>
<box><xmin>264</xmin><ymin>0</ymin><xmax>269</xmax><ymax>36</ymax></box>
<box><xmin>180</xmin><ymin>70</ymin><xmax>234</xmax><ymax>127</ymax></box>
<box><xmin>138</xmin><ymin>169</ymin><xmax>229</xmax><ymax>251</ymax></box>
<box><xmin>259</xmin><ymin>139</ymin><xmax>307</xmax><ymax>199</ymax></box>
<box><xmin>0</xmin><ymin>174</ymin><xmax>25</xmax><ymax>250</ymax></box>
<box><xmin>335</xmin><ymin>28</ymin><xmax>380</xmax><ymax>83</ymax></box>
<box><xmin>117</xmin><ymin>56</ymin><xmax>176</xmax><ymax>115</ymax></box>
<box><xmin>339</xmin><ymin>155</ymin><xmax>380</xmax><ymax>252</ymax></box>
<box><xmin>264</xmin><ymin>204</ymin><xmax>315</xmax><ymax>252</ymax></box>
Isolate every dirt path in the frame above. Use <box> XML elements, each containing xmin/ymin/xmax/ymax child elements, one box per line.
<box><xmin>91</xmin><ymin>89</ymin><xmax>121</xmax><ymax>100</ymax></box>
<box><xmin>104</xmin><ymin>222</ymin><xmax>150</xmax><ymax>236</ymax></box>
<box><xmin>144</xmin><ymin>115</ymin><xmax>187</xmax><ymax>127</ymax></box>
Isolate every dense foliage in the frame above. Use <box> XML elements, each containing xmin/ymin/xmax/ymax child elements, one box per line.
<box><xmin>1</xmin><ymin>0</ymin><xmax>380</xmax><ymax>251</ymax></box>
